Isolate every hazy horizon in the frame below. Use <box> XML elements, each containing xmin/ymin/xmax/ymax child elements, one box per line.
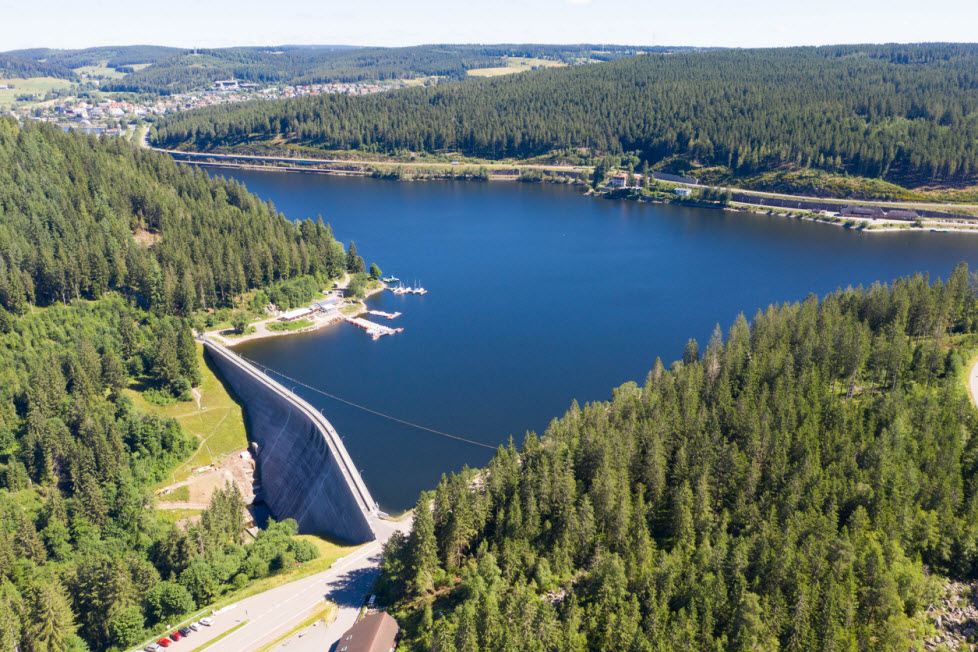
<box><xmin>3</xmin><ymin>0</ymin><xmax>976</xmax><ymax>52</ymax></box>
<box><xmin>5</xmin><ymin>40</ymin><xmax>978</xmax><ymax>53</ymax></box>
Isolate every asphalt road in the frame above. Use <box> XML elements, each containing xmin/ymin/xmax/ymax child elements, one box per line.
<box><xmin>147</xmin><ymin>516</ymin><xmax>410</xmax><ymax>652</ymax></box>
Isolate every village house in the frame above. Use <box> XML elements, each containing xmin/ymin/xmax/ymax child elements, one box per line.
<box><xmin>674</xmin><ymin>187</ymin><xmax>692</xmax><ymax>197</ymax></box>
<box><xmin>609</xmin><ymin>172</ymin><xmax>629</xmax><ymax>188</ymax></box>
<box><xmin>336</xmin><ymin>612</ymin><xmax>399</xmax><ymax>652</ymax></box>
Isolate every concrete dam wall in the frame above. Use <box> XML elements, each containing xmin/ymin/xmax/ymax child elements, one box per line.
<box><xmin>201</xmin><ymin>339</ymin><xmax>377</xmax><ymax>544</ymax></box>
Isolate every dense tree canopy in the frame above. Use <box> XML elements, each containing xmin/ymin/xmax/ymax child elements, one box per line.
<box><xmin>2</xmin><ymin>46</ymin><xmax>181</xmax><ymax>71</ymax></box>
<box><xmin>380</xmin><ymin>264</ymin><xmax>978</xmax><ymax>651</ymax></box>
<box><xmin>0</xmin><ymin>54</ymin><xmax>77</xmax><ymax>81</ymax></box>
<box><xmin>153</xmin><ymin>43</ymin><xmax>978</xmax><ymax>187</ymax></box>
<box><xmin>0</xmin><ymin>121</ymin><xmax>345</xmax><ymax>651</ymax></box>
<box><xmin>0</xmin><ymin>118</ymin><xmax>347</xmax><ymax>315</ymax></box>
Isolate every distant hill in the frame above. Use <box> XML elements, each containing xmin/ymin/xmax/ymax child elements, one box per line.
<box><xmin>0</xmin><ymin>53</ymin><xmax>77</xmax><ymax>80</ymax></box>
<box><xmin>4</xmin><ymin>45</ymin><xmax>181</xmax><ymax>69</ymax></box>
<box><xmin>150</xmin><ymin>43</ymin><xmax>978</xmax><ymax>189</ymax></box>
<box><xmin>0</xmin><ymin>44</ymin><xmax>678</xmax><ymax>94</ymax></box>
<box><xmin>96</xmin><ymin>44</ymin><xmax>671</xmax><ymax>94</ymax></box>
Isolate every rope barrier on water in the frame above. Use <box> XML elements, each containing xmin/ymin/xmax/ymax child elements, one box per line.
<box><xmin>234</xmin><ymin>351</ymin><xmax>498</xmax><ymax>451</ymax></box>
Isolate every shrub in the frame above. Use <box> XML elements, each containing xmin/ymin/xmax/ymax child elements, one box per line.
<box><xmin>290</xmin><ymin>539</ymin><xmax>320</xmax><ymax>563</ymax></box>
<box><xmin>146</xmin><ymin>581</ymin><xmax>195</xmax><ymax>623</ymax></box>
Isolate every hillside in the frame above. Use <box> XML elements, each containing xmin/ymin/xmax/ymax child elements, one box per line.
<box><xmin>379</xmin><ymin>267</ymin><xmax>978</xmax><ymax>651</ymax></box>
<box><xmin>0</xmin><ymin>53</ymin><xmax>77</xmax><ymax>81</ymax></box>
<box><xmin>0</xmin><ymin>44</ymin><xmax>666</xmax><ymax>95</ymax></box>
<box><xmin>151</xmin><ymin>43</ymin><xmax>978</xmax><ymax>190</ymax></box>
<box><xmin>0</xmin><ymin>118</ymin><xmax>356</xmax><ymax>651</ymax></box>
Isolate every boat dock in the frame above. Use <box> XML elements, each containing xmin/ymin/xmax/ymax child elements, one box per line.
<box><xmin>345</xmin><ymin>316</ymin><xmax>404</xmax><ymax>340</ymax></box>
<box><xmin>390</xmin><ymin>284</ymin><xmax>427</xmax><ymax>295</ymax></box>
<box><xmin>368</xmin><ymin>310</ymin><xmax>401</xmax><ymax>320</ymax></box>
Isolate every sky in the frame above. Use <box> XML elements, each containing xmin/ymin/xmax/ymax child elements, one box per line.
<box><xmin>1</xmin><ymin>0</ymin><xmax>976</xmax><ymax>51</ymax></box>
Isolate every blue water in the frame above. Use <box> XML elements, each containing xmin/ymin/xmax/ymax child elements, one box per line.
<box><xmin>215</xmin><ymin>169</ymin><xmax>978</xmax><ymax>512</ymax></box>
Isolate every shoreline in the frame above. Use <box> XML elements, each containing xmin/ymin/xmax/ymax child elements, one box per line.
<box><xmin>176</xmin><ymin>158</ymin><xmax>978</xmax><ymax>235</ymax></box>
<box><xmin>205</xmin><ymin>283</ymin><xmax>386</xmax><ymax>347</ymax></box>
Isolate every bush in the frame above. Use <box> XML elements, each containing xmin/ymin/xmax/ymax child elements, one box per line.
<box><xmin>109</xmin><ymin>606</ymin><xmax>145</xmax><ymax>647</ymax></box>
<box><xmin>290</xmin><ymin>539</ymin><xmax>320</xmax><ymax>563</ymax></box>
<box><xmin>243</xmin><ymin>556</ymin><xmax>269</xmax><ymax>579</ymax></box>
<box><xmin>144</xmin><ymin>388</ymin><xmax>177</xmax><ymax>407</ymax></box>
<box><xmin>179</xmin><ymin>558</ymin><xmax>219</xmax><ymax>604</ymax></box>
<box><xmin>347</xmin><ymin>273</ymin><xmax>368</xmax><ymax>300</ymax></box>
<box><xmin>232</xmin><ymin>572</ymin><xmax>250</xmax><ymax>590</ymax></box>
<box><xmin>146</xmin><ymin>581</ymin><xmax>195</xmax><ymax>623</ymax></box>
<box><xmin>274</xmin><ymin>551</ymin><xmax>296</xmax><ymax>573</ymax></box>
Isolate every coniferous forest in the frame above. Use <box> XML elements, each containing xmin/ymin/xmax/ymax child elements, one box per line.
<box><xmin>378</xmin><ymin>266</ymin><xmax>978</xmax><ymax>651</ymax></box>
<box><xmin>0</xmin><ymin>119</ymin><xmax>351</xmax><ymax>651</ymax></box>
<box><xmin>152</xmin><ymin>43</ymin><xmax>978</xmax><ymax>188</ymax></box>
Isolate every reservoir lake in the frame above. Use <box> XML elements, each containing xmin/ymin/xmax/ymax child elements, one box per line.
<box><xmin>217</xmin><ymin>169</ymin><xmax>978</xmax><ymax>513</ymax></box>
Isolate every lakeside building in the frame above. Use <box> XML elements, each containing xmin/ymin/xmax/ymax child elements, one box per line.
<box><xmin>279</xmin><ymin>307</ymin><xmax>314</xmax><ymax>321</ymax></box>
<box><xmin>337</xmin><ymin>612</ymin><xmax>399</xmax><ymax>652</ymax></box>
<box><xmin>885</xmin><ymin>209</ymin><xmax>921</xmax><ymax>221</ymax></box>
<box><xmin>841</xmin><ymin>205</ymin><xmax>886</xmax><ymax>219</ymax></box>
<box><xmin>674</xmin><ymin>187</ymin><xmax>693</xmax><ymax>197</ymax></box>
<box><xmin>278</xmin><ymin>297</ymin><xmax>341</xmax><ymax>322</ymax></box>
<box><xmin>609</xmin><ymin>172</ymin><xmax>629</xmax><ymax>188</ymax></box>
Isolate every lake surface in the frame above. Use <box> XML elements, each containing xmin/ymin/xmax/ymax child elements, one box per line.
<box><xmin>215</xmin><ymin>169</ymin><xmax>978</xmax><ymax>512</ymax></box>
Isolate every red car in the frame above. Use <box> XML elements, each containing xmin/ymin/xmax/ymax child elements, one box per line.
<box><xmin>170</xmin><ymin>632</ymin><xmax>182</xmax><ymax>642</ymax></box>
<box><xmin>157</xmin><ymin>639</ymin><xmax>171</xmax><ymax>648</ymax></box>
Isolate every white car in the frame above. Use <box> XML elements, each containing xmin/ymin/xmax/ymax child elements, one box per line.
<box><xmin>199</xmin><ymin>617</ymin><xmax>214</xmax><ymax>626</ymax></box>
<box><xmin>145</xmin><ymin>644</ymin><xmax>161</xmax><ymax>652</ymax></box>
<box><xmin>189</xmin><ymin>622</ymin><xmax>200</xmax><ymax>631</ymax></box>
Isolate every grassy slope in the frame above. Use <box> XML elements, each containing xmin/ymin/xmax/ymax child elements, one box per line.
<box><xmin>0</xmin><ymin>76</ymin><xmax>74</xmax><ymax>105</ymax></box>
<box><xmin>467</xmin><ymin>57</ymin><xmax>565</xmax><ymax>77</ymax></box>
<box><xmin>128</xmin><ymin>343</ymin><xmax>249</xmax><ymax>488</ymax></box>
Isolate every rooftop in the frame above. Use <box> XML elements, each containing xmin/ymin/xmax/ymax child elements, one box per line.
<box><xmin>337</xmin><ymin>612</ymin><xmax>399</xmax><ymax>652</ymax></box>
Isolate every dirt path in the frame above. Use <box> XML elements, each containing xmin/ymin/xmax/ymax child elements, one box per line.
<box><xmin>157</xmin><ymin>501</ymin><xmax>211</xmax><ymax>510</ymax></box>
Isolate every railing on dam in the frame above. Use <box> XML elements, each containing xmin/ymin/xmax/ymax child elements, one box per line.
<box><xmin>200</xmin><ymin>338</ymin><xmax>377</xmax><ymax>544</ymax></box>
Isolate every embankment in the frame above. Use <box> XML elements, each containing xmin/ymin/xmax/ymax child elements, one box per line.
<box><xmin>201</xmin><ymin>339</ymin><xmax>376</xmax><ymax>544</ymax></box>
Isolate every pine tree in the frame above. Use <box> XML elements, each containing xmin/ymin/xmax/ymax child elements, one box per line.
<box><xmin>409</xmin><ymin>491</ymin><xmax>439</xmax><ymax>595</ymax></box>
<box><xmin>22</xmin><ymin>580</ymin><xmax>76</xmax><ymax>652</ymax></box>
<box><xmin>346</xmin><ymin>241</ymin><xmax>366</xmax><ymax>274</ymax></box>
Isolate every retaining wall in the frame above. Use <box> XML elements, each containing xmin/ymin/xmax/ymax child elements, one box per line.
<box><xmin>201</xmin><ymin>339</ymin><xmax>376</xmax><ymax>544</ymax></box>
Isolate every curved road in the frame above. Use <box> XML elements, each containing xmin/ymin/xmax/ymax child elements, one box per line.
<box><xmin>141</xmin><ymin>516</ymin><xmax>410</xmax><ymax>652</ymax></box>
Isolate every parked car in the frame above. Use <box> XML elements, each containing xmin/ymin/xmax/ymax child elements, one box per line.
<box><xmin>179</xmin><ymin>627</ymin><xmax>191</xmax><ymax>637</ymax></box>
<box><xmin>170</xmin><ymin>632</ymin><xmax>181</xmax><ymax>642</ymax></box>
<box><xmin>199</xmin><ymin>617</ymin><xmax>214</xmax><ymax>626</ymax></box>
<box><xmin>157</xmin><ymin>639</ymin><xmax>171</xmax><ymax>648</ymax></box>
<box><xmin>145</xmin><ymin>644</ymin><xmax>161</xmax><ymax>652</ymax></box>
<box><xmin>189</xmin><ymin>622</ymin><xmax>200</xmax><ymax>631</ymax></box>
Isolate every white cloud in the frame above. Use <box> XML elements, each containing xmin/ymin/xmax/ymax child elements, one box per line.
<box><xmin>566</xmin><ymin>0</ymin><xmax>593</xmax><ymax>5</ymax></box>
